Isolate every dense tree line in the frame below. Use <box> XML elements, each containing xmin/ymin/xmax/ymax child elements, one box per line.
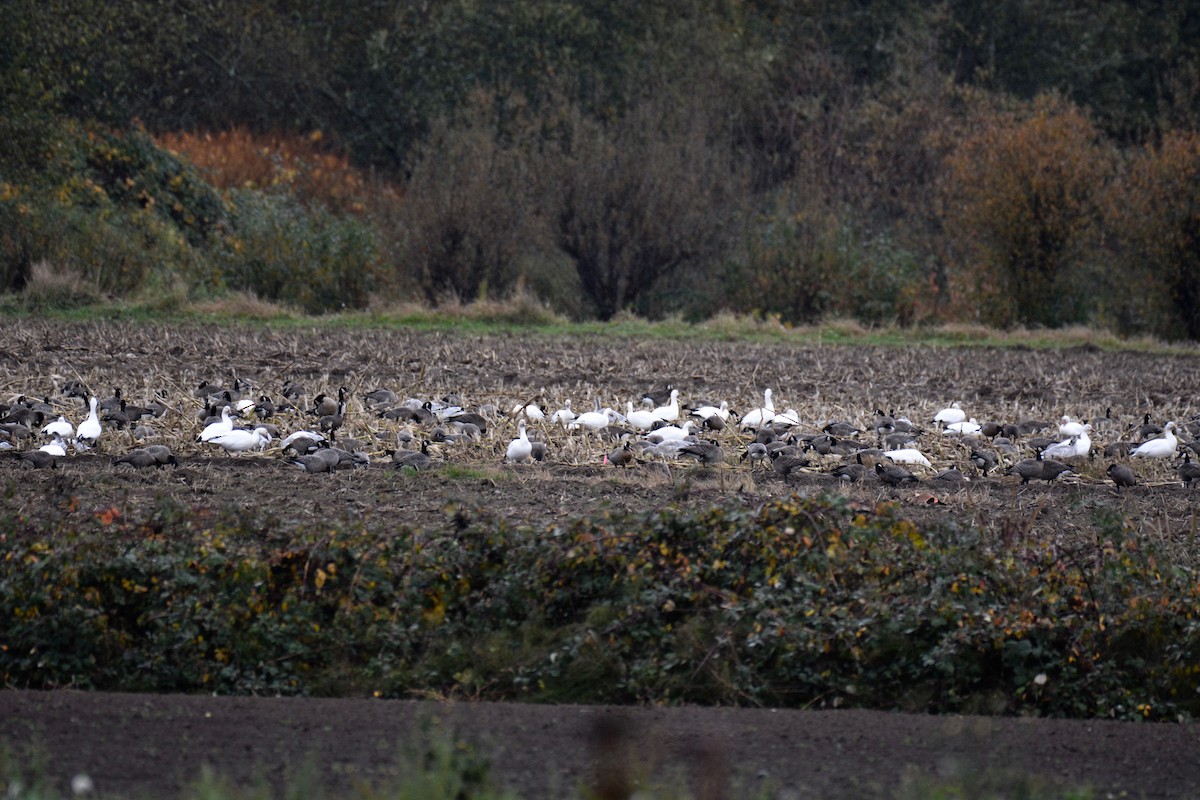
<box><xmin>3</xmin><ymin>1</ymin><xmax>1200</xmax><ymax>335</ymax></box>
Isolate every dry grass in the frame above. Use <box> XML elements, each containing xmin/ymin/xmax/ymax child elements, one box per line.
<box><xmin>184</xmin><ymin>291</ymin><xmax>300</xmax><ymax>320</ymax></box>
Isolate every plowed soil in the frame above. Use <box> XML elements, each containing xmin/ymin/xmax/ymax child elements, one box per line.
<box><xmin>3</xmin><ymin>318</ymin><xmax>1200</xmax><ymax>799</ymax></box>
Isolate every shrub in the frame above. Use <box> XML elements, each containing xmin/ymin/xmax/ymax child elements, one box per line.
<box><xmin>938</xmin><ymin>94</ymin><xmax>1114</xmax><ymax>328</ymax></box>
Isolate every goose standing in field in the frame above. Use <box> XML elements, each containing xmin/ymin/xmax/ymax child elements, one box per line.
<box><xmin>770</xmin><ymin>449</ymin><xmax>810</xmax><ymax>482</ymax></box>
<box><xmin>205</xmin><ymin>427</ymin><xmax>271</xmax><ymax>454</ymax></box>
<box><xmin>690</xmin><ymin>401</ymin><xmax>731</xmax><ymax>425</ymax></box>
<box><xmin>1106</xmin><ymin>463</ymin><xmax>1137</xmax><ymax>490</ymax></box>
<box><xmin>680</xmin><ymin>439</ymin><xmax>725</xmax><ymax>465</ymax></box>
<box><xmin>644</xmin><ymin>419</ymin><xmax>695</xmax><ymax>443</ymax></box>
<box><xmin>506</xmin><ymin>419</ymin><xmax>534</xmax><ymax>463</ymax></box>
<box><xmin>651</xmin><ymin>389</ymin><xmax>681</xmax><ymax>422</ymax></box>
<box><xmin>1042</xmin><ymin>425</ymin><xmax>1091</xmax><ymax>460</ymax></box>
<box><xmin>571</xmin><ymin>407</ymin><xmax>616</xmax><ymax>433</ymax></box>
<box><xmin>739</xmin><ymin>389</ymin><xmax>776</xmax><ymax>430</ymax></box>
<box><xmin>392</xmin><ymin>441</ymin><xmax>432</xmax><ymax>471</ymax></box>
<box><xmin>1130</xmin><ymin>422</ymin><xmax>1178</xmax><ymax>459</ymax></box>
<box><xmin>933</xmin><ymin>402</ymin><xmax>966</xmax><ymax>426</ymax></box>
<box><xmin>197</xmin><ymin>406</ymin><xmax>235</xmax><ymax>443</ymax></box>
<box><xmin>74</xmin><ymin>397</ymin><xmax>102</xmax><ymax>450</ymax></box>
<box><xmin>970</xmin><ymin>448</ymin><xmax>998</xmax><ymax>477</ymax></box>
<box><xmin>1058</xmin><ymin>415</ymin><xmax>1087</xmax><ymax>438</ymax></box>
<box><xmin>605</xmin><ymin>440</ymin><xmax>636</xmax><ymax>467</ymax></box>
<box><xmin>625</xmin><ymin>401</ymin><xmax>660</xmax><ymax>432</ymax></box>
<box><xmin>550</xmin><ymin>400</ymin><xmax>576</xmax><ymax>427</ymax></box>
<box><xmin>1006</xmin><ymin>454</ymin><xmax>1073</xmax><ymax>484</ymax></box>
<box><xmin>831</xmin><ymin>453</ymin><xmax>867</xmax><ymax>483</ymax></box>
<box><xmin>1091</xmin><ymin>407</ymin><xmax>1117</xmax><ymax>432</ymax></box>
<box><xmin>1178</xmin><ymin>452</ymin><xmax>1200</xmax><ymax>488</ymax></box>
<box><xmin>40</xmin><ymin>415</ymin><xmax>74</xmax><ymax>440</ymax></box>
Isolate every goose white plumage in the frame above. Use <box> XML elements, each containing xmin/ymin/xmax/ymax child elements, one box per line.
<box><xmin>571</xmin><ymin>408</ymin><xmax>615</xmax><ymax>432</ymax></box>
<box><xmin>198</xmin><ymin>406</ymin><xmax>235</xmax><ymax>442</ymax></box>
<box><xmin>513</xmin><ymin>402</ymin><xmax>545</xmax><ymax>422</ymax></box>
<box><xmin>506</xmin><ymin>419</ymin><xmax>533</xmax><ymax>463</ymax></box>
<box><xmin>645</xmin><ymin>420</ymin><xmax>695</xmax><ymax>443</ymax></box>
<box><xmin>739</xmin><ymin>389</ymin><xmax>776</xmax><ymax>429</ymax></box>
<box><xmin>1058</xmin><ymin>415</ymin><xmax>1087</xmax><ymax>438</ymax></box>
<box><xmin>206</xmin><ymin>426</ymin><xmax>271</xmax><ymax>454</ymax></box>
<box><xmin>625</xmin><ymin>401</ymin><xmax>660</xmax><ymax>432</ymax></box>
<box><xmin>690</xmin><ymin>401</ymin><xmax>731</xmax><ymax>423</ymax></box>
<box><xmin>1043</xmin><ymin>424</ymin><xmax>1092</xmax><ymax>460</ymax></box>
<box><xmin>550</xmin><ymin>400</ymin><xmax>575</xmax><ymax>427</ymax></box>
<box><xmin>933</xmin><ymin>402</ymin><xmax>966</xmax><ymax>425</ymax></box>
<box><xmin>1130</xmin><ymin>421</ymin><xmax>1178</xmax><ymax>459</ymax></box>
<box><xmin>39</xmin><ymin>435</ymin><xmax>67</xmax><ymax>457</ymax></box>
<box><xmin>40</xmin><ymin>415</ymin><xmax>74</xmax><ymax>439</ymax></box>
<box><xmin>884</xmin><ymin>448</ymin><xmax>932</xmax><ymax>468</ymax></box>
<box><xmin>74</xmin><ymin>397</ymin><xmax>102</xmax><ymax>449</ymax></box>
<box><xmin>943</xmin><ymin>418</ymin><xmax>982</xmax><ymax>435</ymax></box>
<box><xmin>651</xmin><ymin>389</ymin><xmax>680</xmax><ymax>422</ymax></box>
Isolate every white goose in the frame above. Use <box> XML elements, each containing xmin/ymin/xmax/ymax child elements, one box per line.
<box><xmin>571</xmin><ymin>408</ymin><xmax>615</xmax><ymax>432</ymax></box>
<box><xmin>645</xmin><ymin>420</ymin><xmax>695</xmax><ymax>443</ymax></box>
<box><xmin>550</xmin><ymin>400</ymin><xmax>575</xmax><ymax>427</ymax></box>
<box><xmin>197</xmin><ymin>406</ymin><xmax>235</xmax><ymax>442</ymax></box>
<box><xmin>690</xmin><ymin>401</ymin><xmax>731</xmax><ymax>423</ymax></box>
<box><xmin>651</xmin><ymin>389</ymin><xmax>681</xmax><ymax>422</ymax></box>
<box><xmin>39</xmin><ymin>434</ymin><xmax>68</xmax><ymax>457</ymax></box>
<box><xmin>506</xmin><ymin>420</ymin><xmax>533</xmax><ymax>463</ymax></box>
<box><xmin>206</xmin><ymin>426</ymin><xmax>271</xmax><ymax>454</ymax></box>
<box><xmin>1058</xmin><ymin>415</ymin><xmax>1087</xmax><ymax>438</ymax></box>
<box><xmin>40</xmin><ymin>415</ymin><xmax>74</xmax><ymax>439</ymax></box>
<box><xmin>884</xmin><ymin>448</ymin><xmax>932</xmax><ymax>468</ymax></box>
<box><xmin>1130</xmin><ymin>421</ymin><xmax>1178</xmax><ymax>459</ymax></box>
<box><xmin>74</xmin><ymin>397</ymin><xmax>102</xmax><ymax>450</ymax></box>
<box><xmin>943</xmin><ymin>418</ymin><xmax>982</xmax><ymax>436</ymax></box>
<box><xmin>739</xmin><ymin>389</ymin><xmax>776</xmax><ymax>429</ymax></box>
<box><xmin>513</xmin><ymin>401</ymin><xmax>545</xmax><ymax>422</ymax></box>
<box><xmin>933</xmin><ymin>402</ymin><xmax>966</xmax><ymax>426</ymax></box>
<box><xmin>1043</xmin><ymin>424</ymin><xmax>1092</xmax><ymax>460</ymax></box>
<box><xmin>625</xmin><ymin>401</ymin><xmax>660</xmax><ymax>432</ymax></box>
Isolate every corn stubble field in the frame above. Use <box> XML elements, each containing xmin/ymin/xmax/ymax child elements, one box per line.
<box><xmin>5</xmin><ymin>317</ymin><xmax>1200</xmax><ymax>800</ymax></box>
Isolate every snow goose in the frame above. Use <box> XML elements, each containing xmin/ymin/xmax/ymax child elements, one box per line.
<box><xmin>197</xmin><ymin>406</ymin><xmax>235</xmax><ymax>443</ymax></box>
<box><xmin>40</xmin><ymin>415</ymin><xmax>74</xmax><ymax>439</ymax></box>
<box><xmin>690</xmin><ymin>401</ymin><xmax>731</xmax><ymax>424</ymax></box>
<box><xmin>74</xmin><ymin>397</ymin><xmax>102</xmax><ymax>450</ymax></box>
<box><xmin>738</xmin><ymin>389</ymin><xmax>776</xmax><ymax>430</ymax></box>
<box><xmin>651</xmin><ymin>389</ymin><xmax>681</xmax><ymax>422</ymax></box>
<box><xmin>875</xmin><ymin>461</ymin><xmax>919</xmax><ymax>486</ymax></box>
<box><xmin>39</xmin><ymin>435</ymin><xmax>67</xmax><ymax>457</ymax></box>
<box><xmin>513</xmin><ymin>401</ymin><xmax>545</xmax><ymax>423</ymax></box>
<box><xmin>625</xmin><ymin>402</ymin><xmax>660</xmax><ymax>432</ymax></box>
<box><xmin>1058</xmin><ymin>415</ymin><xmax>1087</xmax><ymax>438</ymax></box>
<box><xmin>550</xmin><ymin>400</ymin><xmax>575</xmax><ymax>427</ymax></box>
<box><xmin>645</xmin><ymin>420</ymin><xmax>694</xmax><ymax>443</ymax></box>
<box><xmin>206</xmin><ymin>427</ymin><xmax>271</xmax><ymax>454</ymax></box>
<box><xmin>1178</xmin><ymin>452</ymin><xmax>1200</xmax><ymax>488</ymax></box>
<box><xmin>1042</xmin><ymin>426</ymin><xmax>1091</xmax><ymax>460</ymax></box>
<box><xmin>884</xmin><ymin>448</ymin><xmax>932</xmax><ymax>468</ymax></box>
<box><xmin>1130</xmin><ymin>422</ymin><xmax>1178</xmax><ymax>459</ymax></box>
<box><xmin>933</xmin><ymin>402</ymin><xmax>966</xmax><ymax>426</ymax></box>
<box><xmin>943</xmin><ymin>418</ymin><xmax>982</xmax><ymax>436</ymax></box>
<box><xmin>281</xmin><ymin>430</ymin><xmax>327</xmax><ymax>455</ymax></box>
<box><xmin>1106</xmin><ymin>463</ymin><xmax>1136</xmax><ymax>490</ymax></box>
<box><xmin>571</xmin><ymin>408</ymin><xmax>615</xmax><ymax>432</ymax></box>
<box><xmin>506</xmin><ymin>420</ymin><xmax>534</xmax><ymax>463</ymax></box>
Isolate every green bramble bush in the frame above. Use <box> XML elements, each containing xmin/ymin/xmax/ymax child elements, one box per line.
<box><xmin>2</xmin><ymin>492</ymin><xmax>1198</xmax><ymax>721</ymax></box>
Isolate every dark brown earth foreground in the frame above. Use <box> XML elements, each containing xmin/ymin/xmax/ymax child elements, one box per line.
<box><xmin>3</xmin><ymin>690</ymin><xmax>1200</xmax><ymax>799</ymax></box>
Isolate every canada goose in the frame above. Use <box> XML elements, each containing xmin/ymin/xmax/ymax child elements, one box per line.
<box><xmin>1106</xmin><ymin>463</ymin><xmax>1136</xmax><ymax>490</ymax></box>
<box><xmin>319</xmin><ymin>398</ymin><xmax>346</xmax><ymax>441</ymax></box>
<box><xmin>770</xmin><ymin>449</ymin><xmax>810</xmax><ymax>481</ymax></box>
<box><xmin>392</xmin><ymin>441</ymin><xmax>432</xmax><ymax>471</ymax></box>
<box><xmin>651</xmin><ymin>389</ymin><xmax>681</xmax><ymax>422</ymax></box>
<box><xmin>205</xmin><ymin>427</ymin><xmax>271</xmax><ymax>454</ymax></box>
<box><xmin>281</xmin><ymin>430</ymin><xmax>327</xmax><ymax>455</ymax></box>
<box><xmin>1006</xmin><ymin>455</ymin><xmax>1073</xmax><ymax>484</ymax></box>
<box><xmin>883</xmin><ymin>432</ymin><xmax>918</xmax><ymax>451</ymax></box>
<box><xmin>831</xmin><ymin>453</ymin><xmax>866</xmax><ymax>482</ymax></box>
<box><xmin>363</xmin><ymin>388</ymin><xmax>398</xmax><ymax>408</ymax></box>
<box><xmin>933</xmin><ymin>402</ymin><xmax>966</xmax><ymax>426</ymax></box>
<box><xmin>641</xmin><ymin>385</ymin><xmax>675</xmax><ymax>407</ymax></box>
<box><xmin>970</xmin><ymin>448</ymin><xmax>998</xmax><ymax>476</ymax></box>
<box><xmin>17</xmin><ymin>450</ymin><xmax>59</xmax><ymax>469</ymax></box>
<box><xmin>1130</xmin><ymin>422</ymin><xmax>1178</xmax><ymax>459</ymax></box>
<box><xmin>121</xmin><ymin>400</ymin><xmax>156</xmax><ymax>422</ymax></box>
<box><xmin>102</xmin><ymin>400</ymin><xmax>131</xmax><ymax>430</ymax></box>
<box><xmin>290</xmin><ymin>453</ymin><xmax>336</xmax><ymax>473</ymax></box>
<box><xmin>312</xmin><ymin>387</ymin><xmax>344</xmax><ymax>418</ymax></box>
<box><xmin>506</xmin><ymin>420</ymin><xmax>534</xmax><ymax>463</ymax></box>
<box><xmin>40</xmin><ymin>415</ymin><xmax>74</xmax><ymax>439</ymax></box>
<box><xmin>739</xmin><ymin>389</ymin><xmax>776</xmax><ymax>430</ymax></box>
<box><xmin>875</xmin><ymin>461</ymin><xmax>919</xmax><ymax>486</ymax></box>
<box><xmin>1178</xmin><ymin>452</ymin><xmax>1200</xmax><ymax>488</ymax></box>
<box><xmin>114</xmin><ymin>447</ymin><xmax>178</xmax><ymax>469</ymax></box>
<box><xmin>1091</xmin><ymin>408</ymin><xmax>1117</xmax><ymax>432</ymax></box>
<box><xmin>1135</xmin><ymin>413</ymin><xmax>1163</xmax><ymax>441</ymax></box>
<box><xmin>75</xmin><ymin>397</ymin><xmax>102</xmax><ymax>450</ymax></box>
<box><xmin>143</xmin><ymin>444</ymin><xmax>177</xmax><ymax>466</ymax></box>
<box><xmin>931</xmin><ymin>465</ymin><xmax>967</xmax><ymax>487</ymax></box>
<box><xmin>1017</xmin><ymin>419</ymin><xmax>1053</xmax><ymax>435</ymax></box>
<box><xmin>98</xmin><ymin>387</ymin><xmax>123</xmax><ymax>414</ymax></box>
<box><xmin>680</xmin><ymin>439</ymin><xmax>725</xmax><ymax>465</ymax></box>
<box><xmin>1103</xmin><ymin>441</ymin><xmax>1134</xmax><ymax>458</ymax></box>
<box><xmin>822</xmin><ymin>420</ymin><xmax>860</xmax><ymax>437</ymax></box>
<box><xmin>742</xmin><ymin>442</ymin><xmax>770</xmax><ymax>470</ymax></box>
<box><xmin>605</xmin><ymin>440</ymin><xmax>636</xmax><ymax>467</ymax></box>
<box><xmin>872</xmin><ymin>410</ymin><xmax>895</xmax><ymax>436</ymax></box>
<box><xmin>884</xmin><ymin>448</ymin><xmax>931</xmax><ymax>468</ymax></box>
<box><xmin>979</xmin><ymin>421</ymin><xmax>1004</xmax><ymax>439</ymax></box>
<box><xmin>147</xmin><ymin>391</ymin><xmax>170</xmax><ymax>418</ymax></box>
<box><xmin>198</xmin><ymin>406</ymin><xmax>235</xmax><ymax>442</ymax></box>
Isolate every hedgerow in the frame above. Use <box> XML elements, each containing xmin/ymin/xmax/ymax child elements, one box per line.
<box><xmin>2</xmin><ymin>493</ymin><xmax>1197</xmax><ymax>721</ymax></box>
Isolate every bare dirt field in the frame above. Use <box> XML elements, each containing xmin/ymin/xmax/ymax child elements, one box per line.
<box><xmin>4</xmin><ymin>318</ymin><xmax>1200</xmax><ymax>798</ymax></box>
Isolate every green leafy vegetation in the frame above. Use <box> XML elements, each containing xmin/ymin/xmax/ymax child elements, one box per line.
<box><xmin>2</xmin><ymin>492</ymin><xmax>1197</xmax><ymax>723</ymax></box>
